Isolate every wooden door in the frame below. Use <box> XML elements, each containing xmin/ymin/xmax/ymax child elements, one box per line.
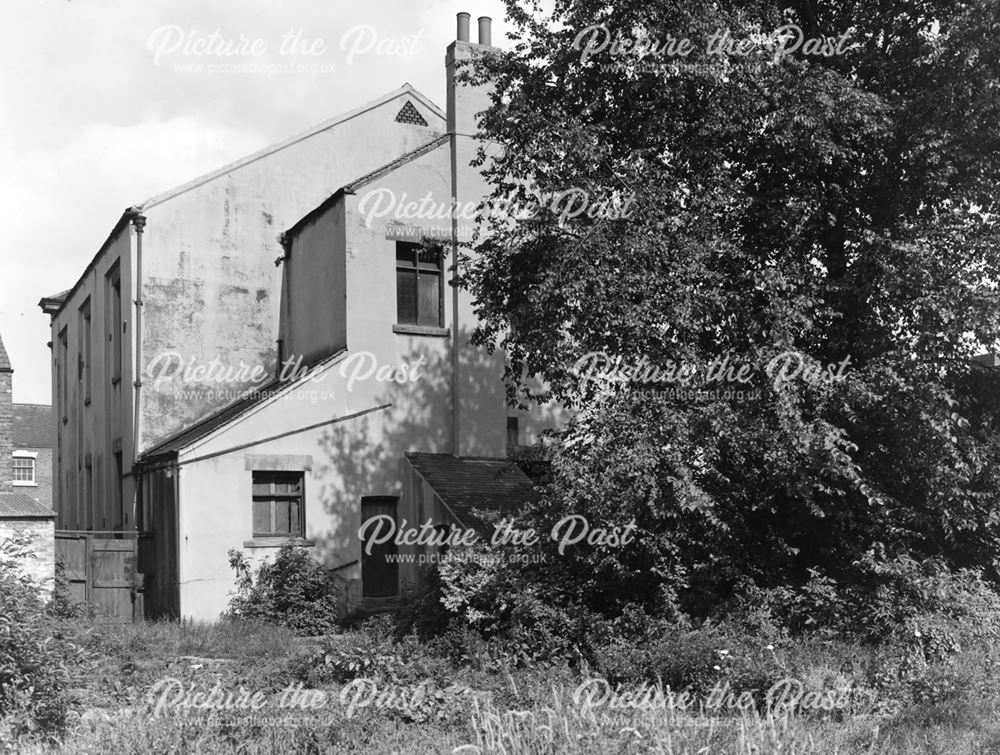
<box><xmin>90</xmin><ymin>538</ymin><xmax>137</xmax><ymax>623</ymax></box>
<box><xmin>361</xmin><ymin>496</ymin><xmax>398</xmax><ymax>598</ymax></box>
<box><xmin>55</xmin><ymin>532</ymin><xmax>139</xmax><ymax>623</ymax></box>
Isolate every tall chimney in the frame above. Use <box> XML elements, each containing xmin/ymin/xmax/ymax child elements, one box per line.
<box><xmin>457</xmin><ymin>12</ymin><xmax>471</xmax><ymax>43</ymax></box>
<box><xmin>446</xmin><ymin>14</ymin><xmax>507</xmax><ymax>457</ymax></box>
<box><xmin>0</xmin><ymin>332</ymin><xmax>13</xmax><ymax>492</ymax></box>
<box><xmin>478</xmin><ymin>16</ymin><xmax>492</xmax><ymax>47</ymax></box>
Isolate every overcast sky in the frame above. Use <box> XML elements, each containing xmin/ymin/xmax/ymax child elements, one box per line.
<box><xmin>0</xmin><ymin>0</ymin><xmax>510</xmax><ymax>404</ymax></box>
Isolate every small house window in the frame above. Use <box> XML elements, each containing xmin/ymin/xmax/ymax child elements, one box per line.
<box><xmin>396</xmin><ymin>242</ymin><xmax>443</xmax><ymax>327</ymax></box>
<box><xmin>252</xmin><ymin>471</ymin><xmax>305</xmax><ymax>538</ymax></box>
<box><xmin>12</xmin><ymin>455</ymin><xmax>36</xmax><ymax>485</ymax></box>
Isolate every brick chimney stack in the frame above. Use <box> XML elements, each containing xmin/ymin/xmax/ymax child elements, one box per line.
<box><xmin>0</xmin><ymin>332</ymin><xmax>13</xmax><ymax>491</ymax></box>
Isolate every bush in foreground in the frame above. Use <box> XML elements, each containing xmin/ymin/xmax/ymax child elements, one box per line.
<box><xmin>225</xmin><ymin>545</ymin><xmax>340</xmax><ymax>635</ymax></box>
<box><xmin>0</xmin><ymin>532</ymin><xmax>75</xmax><ymax>740</ymax></box>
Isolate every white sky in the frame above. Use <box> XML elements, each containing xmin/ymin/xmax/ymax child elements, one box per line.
<box><xmin>0</xmin><ymin>0</ymin><xmax>510</xmax><ymax>404</ymax></box>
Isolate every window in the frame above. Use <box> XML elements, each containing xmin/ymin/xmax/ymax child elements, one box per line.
<box><xmin>107</xmin><ymin>263</ymin><xmax>122</xmax><ymax>382</ymax></box>
<box><xmin>79</xmin><ymin>298</ymin><xmax>92</xmax><ymax>404</ymax></box>
<box><xmin>12</xmin><ymin>455</ymin><xmax>35</xmax><ymax>486</ymax></box>
<box><xmin>58</xmin><ymin>327</ymin><xmax>68</xmax><ymax>423</ymax></box>
<box><xmin>395</xmin><ymin>242</ymin><xmax>443</xmax><ymax>327</ymax></box>
<box><xmin>252</xmin><ymin>471</ymin><xmax>305</xmax><ymax>538</ymax></box>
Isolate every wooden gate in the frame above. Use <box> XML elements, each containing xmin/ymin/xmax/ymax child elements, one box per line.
<box><xmin>56</xmin><ymin>531</ymin><xmax>142</xmax><ymax>623</ymax></box>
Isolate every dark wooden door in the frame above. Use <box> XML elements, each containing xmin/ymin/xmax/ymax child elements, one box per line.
<box><xmin>91</xmin><ymin>538</ymin><xmax>138</xmax><ymax>623</ymax></box>
<box><xmin>361</xmin><ymin>496</ymin><xmax>398</xmax><ymax>598</ymax></box>
<box><xmin>55</xmin><ymin>532</ymin><xmax>140</xmax><ymax>623</ymax></box>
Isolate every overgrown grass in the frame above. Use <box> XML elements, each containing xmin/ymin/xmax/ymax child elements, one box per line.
<box><xmin>8</xmin><ymin>617</ymin><xmax>1000</xmax><ymax>753</ymax></box>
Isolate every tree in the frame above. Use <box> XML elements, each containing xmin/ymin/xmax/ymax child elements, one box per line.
<box><xmin>459</xmin><ymin>0</ymin><xmax>1000</xmax><ymax>617</ymax></box>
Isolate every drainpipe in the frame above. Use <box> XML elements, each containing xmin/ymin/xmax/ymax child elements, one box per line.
<box><xmin>130</xmin><ymin>211</ymin><xmax>146</xmax><ymax>515</ymax></box>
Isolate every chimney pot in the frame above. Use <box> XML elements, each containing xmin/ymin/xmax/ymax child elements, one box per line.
<box><xmin>457</xmin><ymin>12</ymin><xmax>471</xmax><ymax>43</ymax></box>
<box><xmin>478</xmin><ymin>16</ymin><xmax>492</xmax><ymax>47</ymax></box>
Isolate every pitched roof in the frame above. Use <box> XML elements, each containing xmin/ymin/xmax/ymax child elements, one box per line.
<box><xmin>12</xmin><ymin>404</ymin><xmax>52</xmax><ymax>449</ymax></box>
<box><xmin>283</xmin><ymin>133</ymin><xmax>452</xmax><ymax>241</ymax></box>
<box><xmin>405</xmin><ymin>453</ymin><xmax>540</xmax><ymax>533</ymax></box>
<box><xmin>0</xmin><ymin>493</ymin><xmax>55</xmax><ymax>518</ymax></box>
<box><xmin>141</xmin><ymin>85</ymin><xmax>444</xmax><ymax>212</ymax></box>
<box><xmin>40</xmin><ymin>84</ymin><xmax>445</xmax><ymax>320</ymax></box>
<box><xmin>139</xmin><ymin>382</ymin><xmax>287</xmax><ymax>460</ymax></box>
<box><xmin>0</xmin><ymin>331</ymin><xmax>10</xmax><ymax>372</ymax></box>
<box><xmin>139</xmin><ymin>348</ymin><xmax>350</xmax><ymax>461</ymax></box>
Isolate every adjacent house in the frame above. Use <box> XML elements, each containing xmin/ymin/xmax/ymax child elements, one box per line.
<box><xmin>0</xmin><ymin>331</ymin><xmax>56</xmax><ymax>592</ymax></box>
<box><xmin>11</xmin><ymin>403</ymin><xmax>55</xmax><ymax>511</ymax></box>
<box><xmin>41</xmin><ymin>13</ymin><xmax>562</xmax><ymax>621</ymax></box>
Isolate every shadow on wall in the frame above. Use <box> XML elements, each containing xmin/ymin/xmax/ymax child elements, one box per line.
<box><xmin>309</xmin><ymin>327</ymin><xmax>506</xmax><ymax>567</ymax></box>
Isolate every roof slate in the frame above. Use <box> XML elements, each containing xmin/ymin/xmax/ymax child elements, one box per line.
<box><xmin>0</xmin><ymin>493</ymin><xmax>55</xmax><ymax>518</ymax></box>
<box><xmin>405</xmin><ymin>453</ymin><xmax>540</xmax><ymax>533</ymax></box>
<box><xmin>13</xmin><ymin>404</ymin><xmax>53</xmax><ymax>449</ymax></box>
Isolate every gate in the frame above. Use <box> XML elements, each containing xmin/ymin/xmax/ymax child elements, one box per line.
<box><xmin>55</xmin><ymin>531</ymin><xmax>142</xmax><ymax>623</ymax></box>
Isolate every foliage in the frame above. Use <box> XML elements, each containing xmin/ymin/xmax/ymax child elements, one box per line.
<box><xmin>395</xmin><ymin>546</ymin><xmax>593</xmax><ymax>666</ymax></box>
<box><xmin>849</xmin><ymin>552</ymin><xmax>1000</xmax><ymax>645</ymax></box>
<box><xmin>0</xmin><ymin>531</ymin><xmax>74</xmax><ymax>739</ymax></box>
<box><xmin>46</xmin><ymin>557</ymin><xmax>90</xmax><ymax>621</ymax></box>
<box><xmin>225</xmin><ymin>545</ymin><xmax>340</xmax><ymax>636</ymax></box>
<box><xmin>394</xmin><ymin>566</ymin><xmax>453</xmax><ymax>641</ymax></box>
<box><xmin>452</xmin><ymin>0</ymin><xmax>1000</xmax><ymax>621</ymax></box>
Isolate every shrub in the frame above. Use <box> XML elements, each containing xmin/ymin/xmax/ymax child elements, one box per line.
<box><xmin>47</xmin><ymin>556</ymin><xmax>91</xmax><ymax>620</ymax></box>
<box><xmin>0</xmin><ymin>531</ymin><xmax>76</xmax><ymax>738</ymax></box>
<box><xmin>429</xmin><ymin>544</ymin><xmax>592</xmax><ymax>666</ymax></box>
<box><xmin>225</xmin><ymin>545</ymin><xmax>340</xmax><ymax>635</ymax></box>
<box><xmin>394</xmin><ymin>565</ymin><xmax>452</xmax><ymax>640</ymax></box>
<box><xmin>590</xmin><ymin>606</ymin><xmax>799</xmax><ymax>707</ymax></box>
<box><xmin>849</xmin><ymin>552</ymin><xmax>1000</xmax><ymax>646</ymax></box>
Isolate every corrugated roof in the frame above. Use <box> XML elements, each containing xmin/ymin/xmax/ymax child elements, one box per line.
<box><xmin>0</xmin><ymin>493</ymin><xmax>55</xmax><ymax>518</ymax></box>
<box><xmin>13</xmin><ymin>404</ymin><xmax>52</xmax><ymax>448</ymax></box>
<box><xmin>0</xmin><ymin>331</ymin><xmax>11</xmax><ymax>372</ymax></box>
<box><xmin>405</xmin><ymin>453</ymin><xmax>540</xmax><ymax>534</ymax></box>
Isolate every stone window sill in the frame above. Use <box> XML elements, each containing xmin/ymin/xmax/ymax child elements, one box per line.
<box><xmin>392</xmin><ymin>324</ymin><xmax>449</xmax><ymax>337</ymax></box>
<box><xmin>243</xmin><ymin>537</ymin><xmax>315</xmax><ymax>549</ymax></box>
<box><xmin>11</xmin><ymin>481</ymin><xmax>37</xmax><ymax>488</ymax></box>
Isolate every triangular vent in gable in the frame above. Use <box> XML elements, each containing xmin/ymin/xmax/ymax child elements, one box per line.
<box><xmin>395</xmin><ymin>100</ymin><xmax>429</xmax><ymax>126</ymax></box>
